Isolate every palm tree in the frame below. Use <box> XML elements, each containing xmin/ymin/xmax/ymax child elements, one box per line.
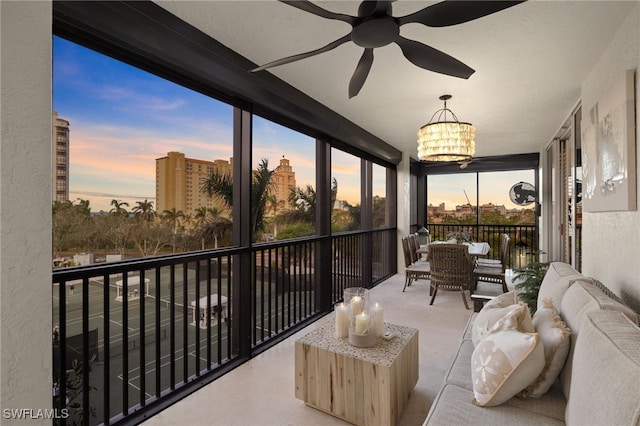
<box><xmin>201</xmin><ymin>158</ymin><xmax>279</xmax><ymax>241</ymax></box>
<box><xmin>277</xmin><ymin>178</ymin><xmax>338</xmax><ymax>226</ymax></box>
<box><xmin>194</xmin><ymin>206</ymin><xmax>211</xmax><ymax>225</ymax></box>
<box><xmin>200</xmin><ymin>171</ymin><xmax>233</xmax><ymax>208</ymax></box>
<box><xmin>109</xmin><ymin>199</ymin><xmax>129</xmax><ymax>216</ymax></box>
<box><xmin>287</xmin><ymin>184</ymin><xmax>317</xmax><ymax>222</ymax></box>
<box><xmin>129</xmin><ymin>199</ymin><xmax>161</xmax><ymax>257</ymax></box>
<box><xmin>192</xmin><ymin>211</ymin><xmax>232</xmax><ymax>250</ymax></box>
<box><xmin>161</xmin><ymin>207</ymin><xmax>185</xmax><ymax>252</ymax></box>
<box><xmin>132</xmin><ymin>199</ymin><xmax>155</xmax><ymax>223</ymax></box>
<box><xmin>250</xmin><ymin>159</ymin><xmax>279</xmax><ymax>240</ymax></box>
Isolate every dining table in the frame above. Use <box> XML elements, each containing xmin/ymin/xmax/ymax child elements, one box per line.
<box><xmin>416</xmin><ymin>241</ymin><xmax>490</xmax><ymax>258</ymax></box>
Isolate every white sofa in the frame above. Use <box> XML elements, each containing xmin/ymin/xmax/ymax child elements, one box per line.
<box><xmin>424</xmin><ymin>262</ymin><xmax>640</xmax><ymax>425</ymax></box>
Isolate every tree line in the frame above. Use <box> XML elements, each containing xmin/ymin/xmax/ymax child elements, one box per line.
<box><xmin>53</xmin><ymin>159</ymin><xmax>374</xmax><ymax>263</ymax></box>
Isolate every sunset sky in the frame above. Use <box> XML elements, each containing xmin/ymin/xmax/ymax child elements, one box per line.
<box><xmin>54</xmin><ymin>36</ymin><xmax>368</xmax><ymax>212</ymax></box>
<box><xmin>54</xmin><ymin>36</ymin><xmax>534</xmax><ymax>214</ymax></box>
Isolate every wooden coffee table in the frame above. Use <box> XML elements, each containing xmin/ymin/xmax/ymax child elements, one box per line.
<box><xmin>295</xmin><ymin>319</ymin><xmax>419</xmax><ymax>426</ymax></box>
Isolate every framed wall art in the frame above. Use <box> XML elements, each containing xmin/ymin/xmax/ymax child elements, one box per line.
<box><xmin>581</xmin><ymin>69</ymin><xmax>636</xmax><ymax>212</ymax></box>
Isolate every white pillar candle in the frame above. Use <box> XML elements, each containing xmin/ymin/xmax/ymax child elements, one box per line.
<box><xmin>335</xmin><ymin>303</ymin><xmax>349</xmax><ymax>338</ymax></box>
<box><xmin>372</xmin><ymin>303</ymin><xmax>384</xmax><ymax>337</ymax></box>
<box><xmin>355</xmin><ymin>313</ymin><xmax>370</xmax><ymax>334</ymax></box>
<box><xmin>350</xmin><ymin>295</ymin><xmax>364</xmax><ymax>316</ymax></box>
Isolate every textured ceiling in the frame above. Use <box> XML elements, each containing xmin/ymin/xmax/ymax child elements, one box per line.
<box><xmin>157</xmin><ymin>1</ymin><xmax>636</xmax><ymax>160</ymax></box>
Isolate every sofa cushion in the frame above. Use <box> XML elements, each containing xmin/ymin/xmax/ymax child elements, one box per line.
<box><xmin>505</xmin><ymin>382</ymin><xmax>566</xmax><ymax>422</ymax></box>
<box><xmin>565</xmin><ymin>310</ymin><xmax>640</xmax><ymax>426</ymax></box>
<box><xmin>461</xmin><ymin>312</ymin><xmax>476</xmax><ymax>343</ymax></box>
<box><xmin>520</xmin><ymin>299</ymin><xmax>571</xmax><ymax>398</ymax></box>
<box><xmin>471</xmin><ymin>329</ymin><xmax>545</xmax><ymax>407</ymax></box>
<box><xmin>561</xmin><ymin>280</ymin><xmax>638</xmax><ymax>334</ymax></box>
<box><xmin>424</xmin><ymin>383</ymin><xmax>564</xmax><ymax>426</ymax></box>
<box><xmin>559</xmin><ymin>280</ymin><xmax>639</xmax><ymax>398</ymax></box>
<box><xmin>536</xmin><ymin>262</ymin><xmax>590</xmax><ymax>314</ymax></box>
<box><xmin>443</xmin><ymin>338</ymin><xmax>474</xmax><ymax>390</ymax></box>
<box><xmin>471</xmin><ymin>291</ymin><xmax>534</xmax><ymax>346</ymax></box>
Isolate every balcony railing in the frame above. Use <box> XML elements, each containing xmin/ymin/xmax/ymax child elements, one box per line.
<box><xmin>425</xmin><ymin>224</ymin><xmax>538</xmax><ymax>269</ymax></box>
<box><xmin>52</xmin><ymin>228</ymin><xmax>395</xmax><ymax>425</ymax></box>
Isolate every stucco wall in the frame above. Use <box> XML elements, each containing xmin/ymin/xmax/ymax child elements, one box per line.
<box><xmin>0</xmin><ymin>0</ymin><xmax>53</xmax><ymax>421</ymax></box>
<box><xmin>581</xmin><ymin>2</ymin><xmax>640</xmax><ymax>313</ymax></box>
<box><xmin>396</xmin><ymin>154</ymin><xmax>412</xmax><ymax>272</ymax></box>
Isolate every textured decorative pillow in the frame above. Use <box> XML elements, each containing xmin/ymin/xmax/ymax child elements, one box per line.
<box><xmin>471</xmin><ymin>329</ymin><xmax>545</xmax><ymax>407</ymax></box>
<box><xmin>520</xmin><ymin>299</ymin><xmax>571</xmax><ymax>398</ymax></box>
<box><xmin>472</xmin><ymin>291</ymin><xmax>534</xmax><ymax>346</ymax></box>
<box><xmin>536</xmin><ymin>262</ymin><xmax>589</xmax><ymax>314</ymax></box>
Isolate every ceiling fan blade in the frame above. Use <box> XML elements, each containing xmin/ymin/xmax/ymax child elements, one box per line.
<box><xmin>251</xmin><ymin>34</ymin><xmax>351</xmax><ymax>72</ymax></box>
<box><xmin>398</xmin><ymin>1</ymin><xmax>525</xmax><ymax>27</ymax></box>
<box><xmin>280</xmin><ymin>0</ymin><xmax>355</xmax><ymax>24</ymax></box>
<box><xmin>396</xmin><ymin>37</ymin><xmax>475</xmax><ymax>79</ymax></box>
<box><xmin>349</xmin><ymin>48</ymin><xmax>374</xmax><ymax>98</ymax></box>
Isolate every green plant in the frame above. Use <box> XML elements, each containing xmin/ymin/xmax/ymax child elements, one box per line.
<box><xmin>446</xmin><ymin>229</ymin><xmax>473</xmax><ymax>243</ymax></box>
<box><xmin>513</xmin><ymin>261</ymin><xmax>550</xmax><ymax>314</ymax></box>
<box><xmin>53</xmin><ymin>355</ymin><xmax>97</xmax><ymax>424</ymax></box>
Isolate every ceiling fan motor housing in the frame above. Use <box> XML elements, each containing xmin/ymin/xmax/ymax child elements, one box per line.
<box><xmin>351</xmin><ymin>16</ymin><xmax>400</xmax><ymax>48</ymax></box>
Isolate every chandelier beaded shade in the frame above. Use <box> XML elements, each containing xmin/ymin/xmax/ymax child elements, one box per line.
<box><xmin>417</xmin><ymin>95</ymin><xmax>475</xmax><ymax>162</ymax></box>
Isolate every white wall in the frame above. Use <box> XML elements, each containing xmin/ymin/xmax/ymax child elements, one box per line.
<box><xmin>0</xmin><ymin>0</ymin><xmax>53</xmax><ymax>419</ymax></box>
<box><xmin>581</xmin><ymin>2</ymin><xmax>640</xmax><ymax>313</ymax></box>
<box><xmin>396</xmin><ymin>154</ymin><xmax>412</xmax><ymax>272</ymax></box>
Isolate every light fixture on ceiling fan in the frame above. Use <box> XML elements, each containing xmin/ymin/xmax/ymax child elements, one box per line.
<box><xmin>417</xmin><ymin>94</ymin><xmax>475</xmax><ymax>162</ymax></box>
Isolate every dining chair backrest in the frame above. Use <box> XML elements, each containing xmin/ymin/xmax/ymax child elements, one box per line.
<box><xmin>407</xmin><ymin>233</ymin><xmax>420</xmax><ymax>263</ymax></box>
<box><xmin>401</xmin><ymin>237</ymin><xmax>414</xmax><ymax>268</ymax></box>
<box><xmin>427</xmin><ymin>244</ymin><xmax>474</xmax><ymax>288</ymax></box>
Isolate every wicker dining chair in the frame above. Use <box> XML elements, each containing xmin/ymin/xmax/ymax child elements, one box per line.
<box><xmin>476</xmin><ymin>233</ymin><xmax>510</xmax><ymax>268</ymax></box>
<box><xmin>401</xmin><ymin>237</ymin><xmax>430</xmax><ymax>292</ymax></box>
<box><xmin>473</xmin><ymin>234</ymin><xmax>510</xmax><ymax>293</ymax></box>
<box><xmin>427</xmin><ymin>244</ymin><xmax>474</xmax><ymax>309</ymax></box>
<box><xmin>408</xmin><ymin>233</ymin><xmax>421</xmax><ymax>263</ymax></box>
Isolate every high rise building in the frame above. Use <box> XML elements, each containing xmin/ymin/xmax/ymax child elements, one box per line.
<box><xmin>156</xmin><ymin>151</ymin><xmax>232</xmax><ymax>216</ymax></box>
<box><xmin>52</xmin><ymin>111</ymin><xmax>70</xmax><ymax>203</ymax></box>
<box><xmin>271</xmin><ymin>157</ymin><xmax>296</xmax><ymax>212</ymax></box>
<box><xmin>156</xmin><ymin>153</ymin><xmax>298</xmax><ymax>218</ymax></box>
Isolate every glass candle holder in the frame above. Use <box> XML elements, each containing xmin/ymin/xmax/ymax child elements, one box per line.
<box><xmin>343</xmin><ymin>287</ymin><xmax>369</xmax><ymax>316</ymax></box>
<box><xmin>348</xmin><ymin>307</ymin><xmax>378</xmax><ymax>348</ymax></box>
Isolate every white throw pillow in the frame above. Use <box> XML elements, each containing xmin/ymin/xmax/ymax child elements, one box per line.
<box><xmin>471</xmin><ymin>329</ymin><xmax>545</xmax><ymax>407</ymax></box>
<box><xmin>536</xmin><ymin>262</ymin><xmax>589</xmax><ymax>314</ymax></box>
<box><xmin>520</xmin><ymin>299</ymin><xmax>571</xmax><ymax>398</ymax></box>
<box><xmin>472</xmin><ymin>291</ymin><xmax>534</xmax><ymax>346</ymax></box>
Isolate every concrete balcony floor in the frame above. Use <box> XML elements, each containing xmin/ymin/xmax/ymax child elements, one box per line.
<box><xmin>144</xmin><ymin>273</ymin><xmax>516</xmax><ymax>426</ymax></box>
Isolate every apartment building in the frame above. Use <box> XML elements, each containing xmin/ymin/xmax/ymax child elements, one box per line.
<box><xmin>155</xmin><ymin>151</ymin><xmax>232</xmax><ymax>216</ymax></box>
<box><xmin>156</xmin><ymin>152</ymin><xmax>296</xmax><ymax>217</ymax></box>
<box><xmin>52</xmin><ymin>111</ymin><xmax>70</xmax><ymax>203</ymax></box>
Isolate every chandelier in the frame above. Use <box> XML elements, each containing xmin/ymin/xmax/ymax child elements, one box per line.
<box><xmin>417</xmin><ymin>95</ymin><xmax>475</xmax><ymax>162</ymax></box>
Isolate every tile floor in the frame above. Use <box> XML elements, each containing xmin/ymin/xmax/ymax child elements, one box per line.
<box><xmin>145</xmin><ymin>273</ymin><xmax>514</xmax><ymax>426</ymax></box>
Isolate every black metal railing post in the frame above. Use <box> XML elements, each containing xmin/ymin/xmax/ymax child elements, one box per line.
<box><xmin>82</xmin><ymin>277</ymin><xmax>90</xmax><ymax>425</ymax></box>
<box><xmin>52</xmin><ymin>227</ymin><xmax>395</xmax><ymax>425</ymax></box>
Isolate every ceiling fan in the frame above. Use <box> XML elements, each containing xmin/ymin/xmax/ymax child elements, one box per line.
<box><xmin>251</xmin><ymin>1</ymin><xmax>525</xmax><ymax>98</ymax></box>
